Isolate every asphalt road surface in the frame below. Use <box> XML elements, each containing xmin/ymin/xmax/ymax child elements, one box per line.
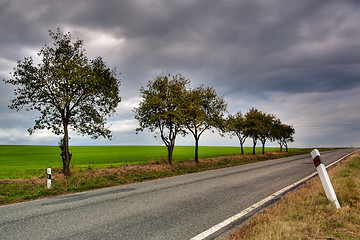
<box><xmin>0</xmin><ymin>148</ymin><xmax>355</xmax><ymax>240</ymax></box>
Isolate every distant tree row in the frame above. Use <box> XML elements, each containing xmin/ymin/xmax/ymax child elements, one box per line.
<box><xmin>134</xmin><ymin>73</ymin><xmax>295</xmax><ymax>165</ymax></box>
<box><xmin>226</xmin><ymin>109</ymin><xmax>295</xmax><ymax>156</ymax></box>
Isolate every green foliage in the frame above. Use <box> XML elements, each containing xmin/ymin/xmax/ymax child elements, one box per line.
<box><xmin>226</xmin><ymin>112</ymin><xmax>248</xmax><ymax>154</ymax></box>
<box><xmin>5</xmin><ymin>28</ymin><xmax>120</xmax><ymax>138</ymax></box>
<box><xmin>183</xmin><ymin>85</ymin><xmax>228</xmax><ymax>162</ymax></box>
<box><xmin>134</xmin><ymin>73</ymin><xmax>190</xmax><ymax>164</ymax></box>
<box><xmin>242</xmin><ymin>108</ymin><xmax>295</xmax><ymax>154</ymax></box>
<box><xmin>245</xmin><ymin>108</ymin><xmax>266</xmax><ymax>154</ymax></box>
<box><xmin>183</xmin><ymin>85</ymin><xmax>227</xmax><ymax>135</ymax></box>
<box><xmin>134</xmin><ymin>73</ymin><xmax>229</xmax><ymax>164</ymax></box>
<box><xmin>271</xmin><ymin>120</ymin><xmax>295</xmax><ymax>152</ymax></box>
<box><xmin>134</xmin><ymin>72</ymin><xmax>188</xmax><ymax>135</ymax></box>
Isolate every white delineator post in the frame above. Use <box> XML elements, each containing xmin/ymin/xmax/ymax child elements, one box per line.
<box><xmin>311</xmin><ymin>149</ymin><xmax>340</xmax><ymax>209</ymax></box>
<box><xmin>47</xmin><ymin>168</ymin><xmax>51</xmax><ymax>189</ymax></box>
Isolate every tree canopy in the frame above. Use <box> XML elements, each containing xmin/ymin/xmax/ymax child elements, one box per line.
<box><xmin>183</xmin><ymin>85</ymin><xmax>227</xmax><ymax>163</ymax></box>
<box><xmin>244</xmin><ymin>108</ymin><xmax>263</xmax><ymax>155</ymax></box>
<box><xmin>134</xmin><ymin>73</ymin><xmax>189</xmax><ymax>165</ymax></box>
<box><xmin>257</xmin><ymin>111</ymin><xmax>275</xmax><ymax>155</ymax></box>
<box><xmin>226</xmin><ymin>112</ymin><xmax>247</xmax><ymax>155</ymax></box>
<box><xmin>4</xmin><ymin>28</ymin><xmax>121</xmax><ymax>175</ymax></box>
<box><xmin>272</xmin><ymin>121</ymin><xmax>295</xmax><ymax>152</ymax></box>
<box><xmin>236</xmin><ymin>108</ymin><xmax>294</xmax><ymax>155</ymax></box>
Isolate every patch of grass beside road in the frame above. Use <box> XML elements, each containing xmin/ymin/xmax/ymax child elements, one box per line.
<box><xmin>0</xmin><ymin>147</ymin><xmax>320</xmax><ymax>205</ymax></box>
<box><xmin>229</xmin><ymin>151</ymin><xmax>360</xmax><ymax>240</ymax></box>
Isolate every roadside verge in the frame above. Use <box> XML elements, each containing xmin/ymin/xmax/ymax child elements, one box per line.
<box><xmin>228</xmin><ymin>150</ymin><xmax>359</xmax><ymax>240</ymax></box>
<box><xmin>190</xmin><ymin>150</ymin><xmax>355</xmax><ymax>240</ymax></box>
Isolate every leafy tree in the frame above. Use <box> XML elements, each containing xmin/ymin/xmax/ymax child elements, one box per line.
<box><xmin>258</xmin><ymin>112</ymin><xmax>276</xmax><ymax>155</ymax></box>
<box><xmin>226</xmin><ymin>112</ymin><xmax>247</xmax><ymax>155</ymax></box>
<box><xmin>271</xmin><ymin>119</ymin><xmax>295</xmax><ymax>152</ymax></box>
<box><xmin>134</xmin><ymin>73</ymin><xmax>189</xmax><ymax>165</ymax></box>
<box><xmin>183</xmin><ymin>85</ymin><xmax>227</xmax><ymax>163</ymax></box>
<box><xmin>245</xmin><ymin>108</ymin><xmax>262</xmax><ymax>155</ymax></box>
<box><xmin>245</xmin><ymin>108</ymin><xmax>275</xmax><ymax>155</ymax></box>
<box><xmin>271</xmin><ymin>118</ymin><xmax>285</xmax><ymax>152</ymax></box>
<box><xmin>281</xmin><ymin>124</ymin><xmax>295</xmax><ymax>152</ymax></box>
<box><xmin>4</xmin><ymin>28</ymin><xmax>121</xmax><ymax>176</ymax></box>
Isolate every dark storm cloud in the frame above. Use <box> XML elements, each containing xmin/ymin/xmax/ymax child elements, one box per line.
<box><xmin>55</xmin><ymin>0</ymin><xmax>360</xmax><ymax>95</ymax></box>
<box><xmin>0</xmin><ymin>1</ymin><xmax>49</xmax><ymax>46</ymax></box>
<box><xmin>202</xmin><ymin>0</ymin><xmax>360</xmax><ymax>94</ymax></box>
<box><xmin>3</xmin><ymin>0</ymin><xmax>360</xmax><ymax>94</ymax></box>
<box><xmin>1</xmin><ymin>0</ymin><xmax>360</xmax><ymax>146</ymax></box>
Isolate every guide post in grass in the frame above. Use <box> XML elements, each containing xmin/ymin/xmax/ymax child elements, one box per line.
<box><xmin>47</xmin><ymin>168</ymin><xmax>51</xmax><ymax>189</ymax></box>
<box><xmin>311</xmin><ymin>149</ymin><xmax>340</xmax><ymax>209</ymax></box>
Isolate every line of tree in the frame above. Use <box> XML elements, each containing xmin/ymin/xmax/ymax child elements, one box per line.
<box><xmin>134</xmin><ymin>73</ymin><xmax>295</xmax><ymax>165</ymax></box>
<box><xmin>226</xmin><ymin>108</ymin><xmax>295</xmax><ymax>155</ymax></box>
<box><xmin>4</xmin><ymin>28</ymin><xmax>295</xmax><ymax>175</ymax></box>
<box><xmin>134</xmin><ymin>73</ymin><xmax>227</xmax><ymax>164</ymax></box>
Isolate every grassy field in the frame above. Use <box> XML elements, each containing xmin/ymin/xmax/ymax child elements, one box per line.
<box><xmin>0</xmin><ymin>145</ymin><xmax>330</xmax><ymax>205</ymax></box>
<box><xmin>229</xmin><ymin>150</ymin><xmax>360</xmax><ymax>240</ymax></box>
<box><xmin>0</xmin><ymin>145</ymin><xmax>279</xmax><ymax>179</ymax></box>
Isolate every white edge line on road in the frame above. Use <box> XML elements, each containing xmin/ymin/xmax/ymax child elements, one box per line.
<box><xmin>190</xmin><ymin>150</ymin><xmax>356</xmax><ymax>240</ymax></box>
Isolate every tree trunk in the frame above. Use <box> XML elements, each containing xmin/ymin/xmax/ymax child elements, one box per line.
<box><xmin>252</xmin><ymin>138</ymin><xmax>257</xmax><ymax>155</ymax></box>
<box><xmin>279</xmin><ymin>143</ymin><xmax>283</xmax><ymax>152</ymax></box>
<box><xmin>60</xmin><ymin>123</ymin><xmax>72</xmax><ymax>176</ymax></box>
<box><xmin>239</xmin><ymin>138</ymin><xmax>244</xmax><ymax>155</ymax></box>
<box><xmin>285</xmin><ymin>143</ymin><xmax>288</xmax><ymax>152</ymax></box>
<box><xmin>259</xmin><ymin>137</ymin><xmax>266</xmax><ymax>155</ymax></box>
<box><xmin>167</xmin><ymin>145</ymin><xmax>174</xmax><ymax>165</ymax></box>
<box><xmin>195</xmin><ymin>137</ymin><xmax>199</xmax><ymax>163</ymax></box>
<box><xmin>262</xmin><ymin>143</ymin><xmax>265</xmax><ymax>155</ymax></box>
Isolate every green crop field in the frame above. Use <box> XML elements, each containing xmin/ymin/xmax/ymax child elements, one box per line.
<box><xmin>0</xmin><ymin>145</ymin><xmax>281</xmax><ymax>179</ymax></box>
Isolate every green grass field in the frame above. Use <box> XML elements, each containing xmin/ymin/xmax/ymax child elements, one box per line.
<box><xmin>0</xmin><ymin>146</ymin><xmax>327</xmax><ymax>204</ymax></box>
<box><xmin>0</xmin><ymin>145</ymin><xmax>280</xmax><ymax>179</ymax></box>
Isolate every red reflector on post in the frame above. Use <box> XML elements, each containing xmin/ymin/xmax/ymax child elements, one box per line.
<box><xmin>313</xmin><ymin>155</ymin><xmax>322</xmax><ymax>167</ymax></box>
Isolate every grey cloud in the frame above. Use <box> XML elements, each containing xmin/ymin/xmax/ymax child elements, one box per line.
<box><xmin>4</xmin><ymin>0</ymin><xmax>358</xmax><ymax>95</ymax></box>
<box><xmin>0</xmin><ymin>1</ymin><xmax>49</xmax><ymax>47</ymax></box>
<box><xmin>1</xmin><ymin>0</ymin><xmax>360</xmax><ymax>146</ymax></box>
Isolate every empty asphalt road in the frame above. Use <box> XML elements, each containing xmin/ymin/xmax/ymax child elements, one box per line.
<box><xmin>0</xmin><ymin>148</ymin><xmax>355</xmax><ymax>240</ymax></box>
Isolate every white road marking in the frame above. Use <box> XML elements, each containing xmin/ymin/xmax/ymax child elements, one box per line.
<box><xmin>190</xmin><ymin>150</ymin><xmax>355</xmax><ymax>240</ymax></box>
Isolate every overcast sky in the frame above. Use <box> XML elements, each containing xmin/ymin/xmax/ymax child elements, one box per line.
<box><xmin>1</xmin><ymin>0</ymin><xmax>360</xmax><ymax>148</ymax></box>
